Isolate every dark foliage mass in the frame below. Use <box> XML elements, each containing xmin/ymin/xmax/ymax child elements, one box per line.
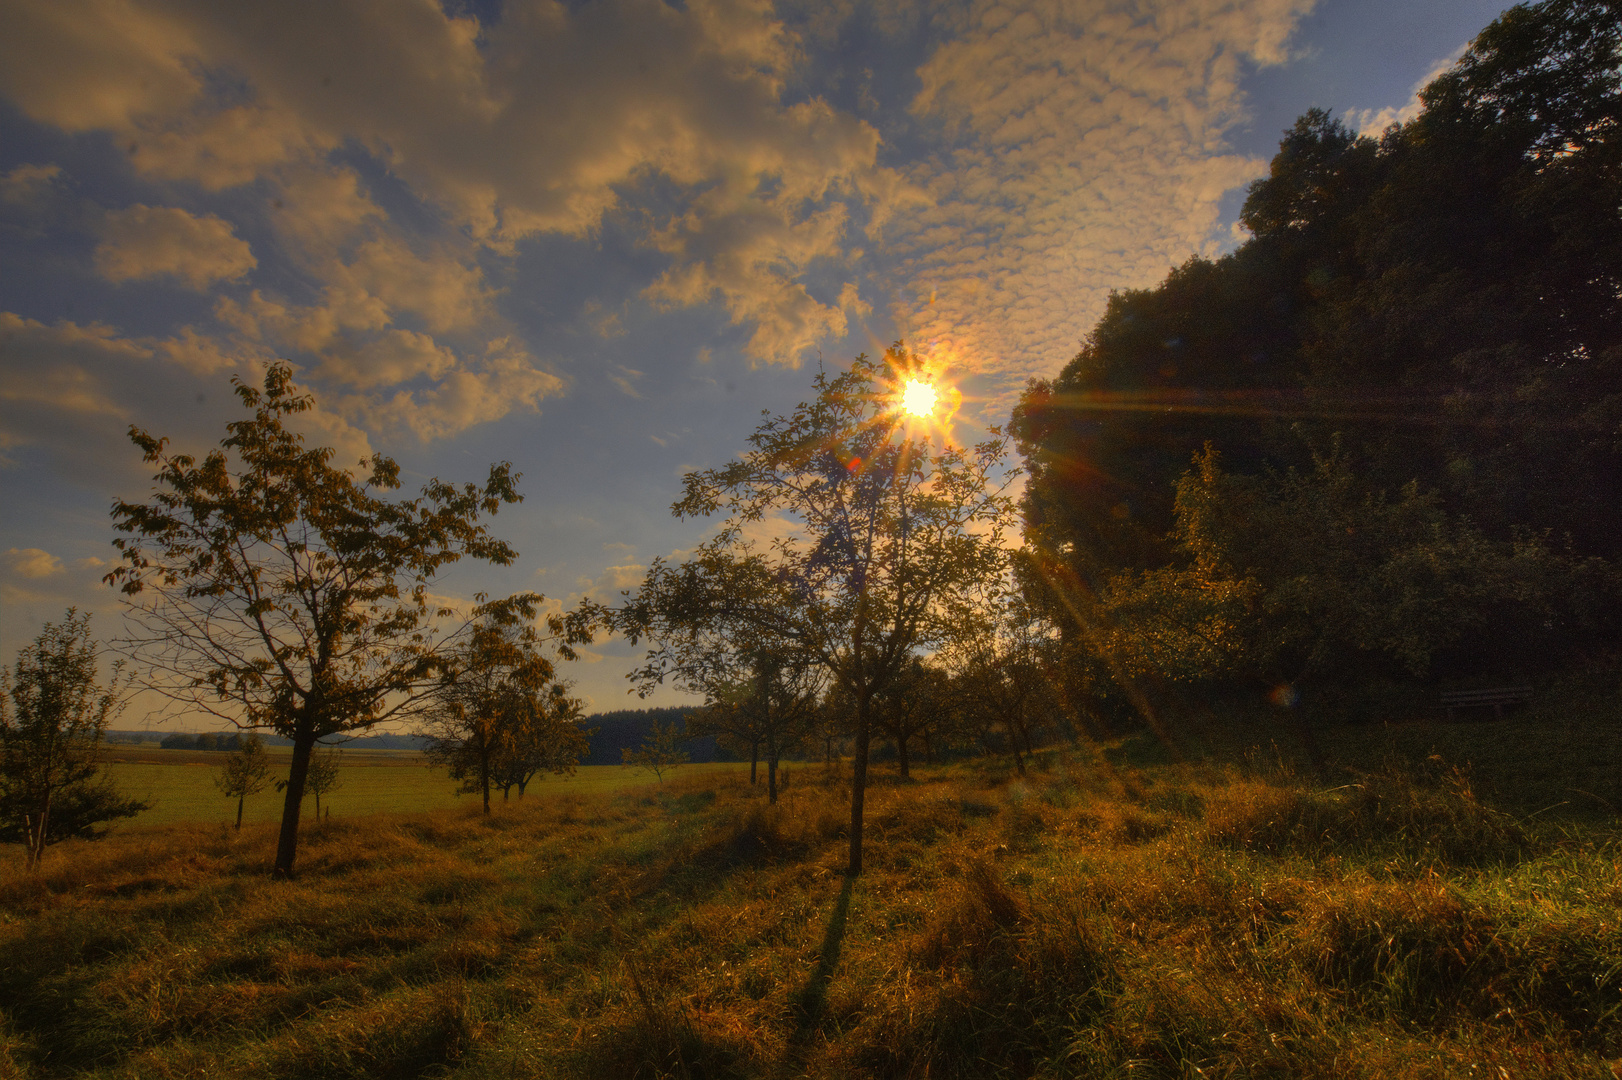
<box><xmin>582</xmin><ymin>708</ymin><xmax>721</xmax><ymax>766</ymax></box>
<box><xmin>1013</xmin><ymin>0</ymin><xmax>1622</xmax><ymax>700</ymax></box>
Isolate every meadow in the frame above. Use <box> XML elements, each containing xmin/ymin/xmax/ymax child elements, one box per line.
<box><xmin>99</xmin><ymin>744</ymin><xmax>750</xmax><ymax>827</ymax></box>
<box><xmin>3</xmin><ymin>710</ymin><xmax>1621</xmax><ymax>1079</ymax></box>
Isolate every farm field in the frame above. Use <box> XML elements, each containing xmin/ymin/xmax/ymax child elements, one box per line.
<box><xmin>4</xmin><ymin>716</ymin><xmax>1621</xmax><ymax>1079</ymax></box>
<box><xmin>100</xmin><ymin>749</ymin><xmax>752</xmax><ymax>828</ymax></box>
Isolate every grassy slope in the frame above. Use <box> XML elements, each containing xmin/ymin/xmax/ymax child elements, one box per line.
<box><xmin>2</xmin><ymin>728</ymin><xmax>1620</xmax><ymax>1079</ymax></box>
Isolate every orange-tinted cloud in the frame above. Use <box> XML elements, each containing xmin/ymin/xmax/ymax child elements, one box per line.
<box><xmin>889</xmin><ymin>0</ymin><xmax>1314</xmax><ymax>414</ymax></box>
<box><xmin>96</xmin><ymin>204</ymin><xmax>257</xmax><ymax>289</ymax></box>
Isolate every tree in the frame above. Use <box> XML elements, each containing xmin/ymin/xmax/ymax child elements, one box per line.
<box><xmin>683</xmin><ymin>650</ymin><xmax>823</xmax><ymax>803</ymax></box>
<box><xmin>0</xmin><ymin>610</ymin><xmax>147</xmax><ymax>868</ymax></box>
<box><xmin>275</xmin><ymin>745</ymin><xmax>342</xmax><ymax>819</ymax></box>
<box><xmin>490</xmin><ymin>685</ymin><xmax>589</xmax><ymax>799</ymax></box>
<box><xmin>615</xmin><ymin>346</ymin><xmax>1017</xmax><ymax>873</ymax></box>
<box><xmin>868</xmin><ymin>658</ymin><xmax>950</xmax><ymax>780</ymax></box>
<box><xmin>214</xmin><ymin>733</ymin><xmax>271</xmax><ymax>829</ymax></box>
<box><xmin>1013</xmin><ymin>0</ymin><xmax>1622</xmax><ymax>702</ymax></box>
<box><xmin>421</xmin><ymin>600</ymin><xmax>574</xmax><ymax>810</ymax></box>
<box><xmin>105</xmin><ymin>362</ymin><xmax>542</xmax><ymax>877</ymax></box>
<box><xmin>946</xmin><ymin>590</ymin><xmax>1062</xmax><ymax>775</ymax></box>
<box><xmin>622</xmin><ymin>718</ymin><xmax>689</xmax><ymax>782</ymax></box>
<box><xmin>304</xmin><ymin>748</ymin><xmax>342</xmax><ymax>820</ymax></box>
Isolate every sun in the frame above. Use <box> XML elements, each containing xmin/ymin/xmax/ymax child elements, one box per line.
<box><xmin>901</xmin><ymin>378</ymin><xmax>938</xmax><ymax>418</ymax></box>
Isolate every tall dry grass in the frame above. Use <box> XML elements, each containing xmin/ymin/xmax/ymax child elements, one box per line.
<box><xmin>2</xmin><ymin>747</ymin><xmax>1619</xmax><ymax>1079</ymax></box>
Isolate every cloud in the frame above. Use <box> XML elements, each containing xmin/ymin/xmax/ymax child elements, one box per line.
<box><xmin>156</xmin><ymin>325</ymin><xmax>251</xmax><ymax>375</ymax></box>
<box><xmin>354</xmin><ymin>338</ymin><xmax>565</xmax><ymax>442</ymax></box>
<box><xmin>315</xmin><ymin>329</ymin><xmax>460</xmax><ymax>392</ymax></box>
<box><xmin>4</xmin><ymin>548</ymin><xmax>64</xmax><ymax>579</ymax></box>
<box><xmin>96</xmin><ymin>204</ymin><xmax>257</xmax><ymax>289</ymax></box>
<box><xmin>608</xmin><ymin>365</ymin><xmax>644</xmax><ymax>399</ymax></box>
<box><xmin>578</xmin><ymin>562</ymin><xmax>649</xmax><ymax>605</ymax></box>
<box><xmin>0</xmin><ymin>163</ymin><xmax>62</xmax><ymax>205</ymax></box>
<box><xmin>0</xmin><ymin>0</ymin><xmax>891</xmax><ymax>367</ymax></box>
<box><xmin>884</xmin><ymin>0</ymin><xmax>1314</xmax><ymax>415</ymax></box>
<box><xmin>0</xmin><ymin>313</ymin><xmax>146</xmax><ymax>423</ymax></box>
<box><xmin>1345</xmin><ymin>49</ymin><xmax>1465</xmax><ymax>136</ymax></box>
<box><xmin>0</xmin><ymin>547</ymin><xmax>112</xmax><ymax>643</ymax></box>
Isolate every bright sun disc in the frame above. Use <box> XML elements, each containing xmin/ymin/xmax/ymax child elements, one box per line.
<box><xmin>902</xmin><ymin>379</ymin><xmax>938</xmax><ymax>417</ymax></box>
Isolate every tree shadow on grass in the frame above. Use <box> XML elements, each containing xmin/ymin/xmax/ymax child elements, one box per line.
<box><xmin>789</xmin><ymin>875</ymin><xmax>855</xmax><ymax>1047</ymax></box>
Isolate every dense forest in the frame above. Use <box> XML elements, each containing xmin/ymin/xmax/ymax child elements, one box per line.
<box><xmin>1012</xmin><ymin>0</ymin><xmax>1622</xmax><ymax>717</ymax></box>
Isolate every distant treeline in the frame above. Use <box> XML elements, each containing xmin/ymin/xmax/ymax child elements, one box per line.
<box><xmin>108</xmin><ymin>730</ymin><xmax>432</xmax><ymax>751</ymax></box>
<box><xmin>578</xmin><ymin>707</ymin><xmax>724</xmax><ymax>765</ymax></box>
<box><xmin>110</xmin><ymin>709</ymin><xmax>725</xmax><ymax>764</ymax></box>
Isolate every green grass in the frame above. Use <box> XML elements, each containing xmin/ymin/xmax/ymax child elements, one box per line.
<box><xmin>3</xmin><ymin>725</ymin><xmax>1620</xmax><ymax>1079</ymax></box>
<box><xmin>104</xmin><ymin>757</ymin><xmax>752</xmax><ymax>828</ymax></box>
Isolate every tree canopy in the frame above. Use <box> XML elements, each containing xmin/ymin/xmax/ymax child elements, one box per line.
<box><xmin>1012</xmin><ymin>0</ymin><xmax>1622</xmax><ymax>706</ymax></box>
<box><xmin>613</xmin><ymin>345</ymin><xmax>1017</xmax><ymax>872</ymax></box>
<box><xmin>0</xmin><ymin>610</ymin><xmax>146</xmax><ymax>867</ymax></box>
<box><xmin>107</xmin><ymin>362</ymin><xmax>543</xmax><ymax>877</ymax></box>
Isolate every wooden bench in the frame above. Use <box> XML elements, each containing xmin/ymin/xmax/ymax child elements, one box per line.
<box><xmin>1439</xmin><ymin>686</ymin><xmax>1532</xmax><ymax>721</ymax></box>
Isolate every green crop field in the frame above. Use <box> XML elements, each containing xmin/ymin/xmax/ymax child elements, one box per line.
<box><xmin>103</xmin><ymin>752</ymin><xmax>753</xmax><ymax>829</ymax></box>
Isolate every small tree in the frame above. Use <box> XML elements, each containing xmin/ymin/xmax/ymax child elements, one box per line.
<box><xmin>622</xmin><ymin>718</ymin><xmax>689</xmax><ymax>783</ymax></box>
<box><xmin>946</xmin><ymin>587</ymin><xmax>1060</xmax><ymax>775</ymax></box>
<box><xmin>214</xmin><ymin>733</ymin><xmax>271</xmax><ymax>829</ymax></box>
<box><xmin>275</xmin><ymin>746</ymin><xmax>342</xmax><ymax>820</ymax></box>
<box><xmin>490</xmin><ymin>685</ymin><xmax>590</xmax><ymax>799</ymax></box>
<box><xmin>304</xmin><ymin>748</ymin><xmax>342</xmax><ymax>819</ymax></box>
<box><xmin>649</xmin><ymin>635</ymin><xmax>823</xmax><ymax>803</ymax></box>
<box><xmin>0</xmin><ymin>610</ymin><xmax>147</xmax><ymax>868</ymax></box>
<box><xmin>423</xmin><ymin>608</ymin><xmax>578</xmax><ymax>813</ymax></box>
<box><xmin>106</xmin><ymin>362</ymin><xmax>544</xmax><ymax>877</ymax></box>
<box><xmin>869</xmin><ymin>658</ymin><xmax>950</xmax><ymax>780</ymax></box>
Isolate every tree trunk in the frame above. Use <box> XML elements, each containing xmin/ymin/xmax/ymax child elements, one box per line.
<box><xmin>235</xmin><ymin>795</ymin><xmax>244</xmax><ymax>830</ymax></box>
<box><xmin>30</xmin><ymin>789</ymin><xmax>52</xmax><ymax>870</ymax></box>
<box><xmin>273</xmin><ymin>727</ymin><xmax>314</xmax><ymax>878</ymax></box>
<box><xmin>480</xmin><ymin>741</ymin><xmax>492</xmax><ymax>815</ymax></box>
<box><xmin>896</xmin><ymin>734</ymin><xmax>910</xmax><ymax>780</ymax></box>
<box><xmin>848</xmin><ymin>688</ymin><xmax>871</xmax><ymax>875</ymax></box>
<box><xmin>750</xmin><ymin>740</ymin><xmax>759</xmax><ymax>784</ymax></box>
<box><xmin>767</xmin><ymin>752</ymin><xmax>779</xmax><ymax>804</ymax></box>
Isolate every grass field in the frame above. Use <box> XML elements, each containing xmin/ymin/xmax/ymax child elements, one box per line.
<box><xmin>100</xmin><ymin>746</ymin><xmax>751</xmax><ymax>828</ymax></box>
<box><xmin>4</xmin><ymin>712</ymin><xmax>1621</xmax><ymax>1079</ymax></box>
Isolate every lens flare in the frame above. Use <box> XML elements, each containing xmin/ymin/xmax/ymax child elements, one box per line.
<box><xmin>901</xmin><ymin>379</ymin><xmax>938</xmax><ymax>417</ymax></box>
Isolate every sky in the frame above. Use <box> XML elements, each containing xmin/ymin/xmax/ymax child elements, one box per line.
<box><xmin>0</xmin><ymin>0</ymin><xmax>1512</xmax><ymax>725</ymax></box>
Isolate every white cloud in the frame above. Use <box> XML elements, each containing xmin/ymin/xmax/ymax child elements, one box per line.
<box><xmin>315</xmin><ymin>329</ymin><xmax>460</xmax><ymax>391</ymax></box>
<box><xmin>96</xmin><ymin>204</ymin><xmax>257</xmax><ymax>289</ymax></box>
<box><xmin>609</xmin><ymin>365</ymin><xmax>644</xmax><ymax>399</ymax></box>
<box><xmin>578</xmin><ymin>562</ymin><xmax>649</xmax><ymax>605</ymax></box>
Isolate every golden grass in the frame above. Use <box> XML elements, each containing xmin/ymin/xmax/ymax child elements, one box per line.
<box><xmin>2</xmin><ymin>750</ymin><xmax>1620</xmax><ymax>1079</ymax></box>
<box><xmin>102</xmin><ymin>760</ymin><xmax>751</xmax><ymax>827</ymax></box>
